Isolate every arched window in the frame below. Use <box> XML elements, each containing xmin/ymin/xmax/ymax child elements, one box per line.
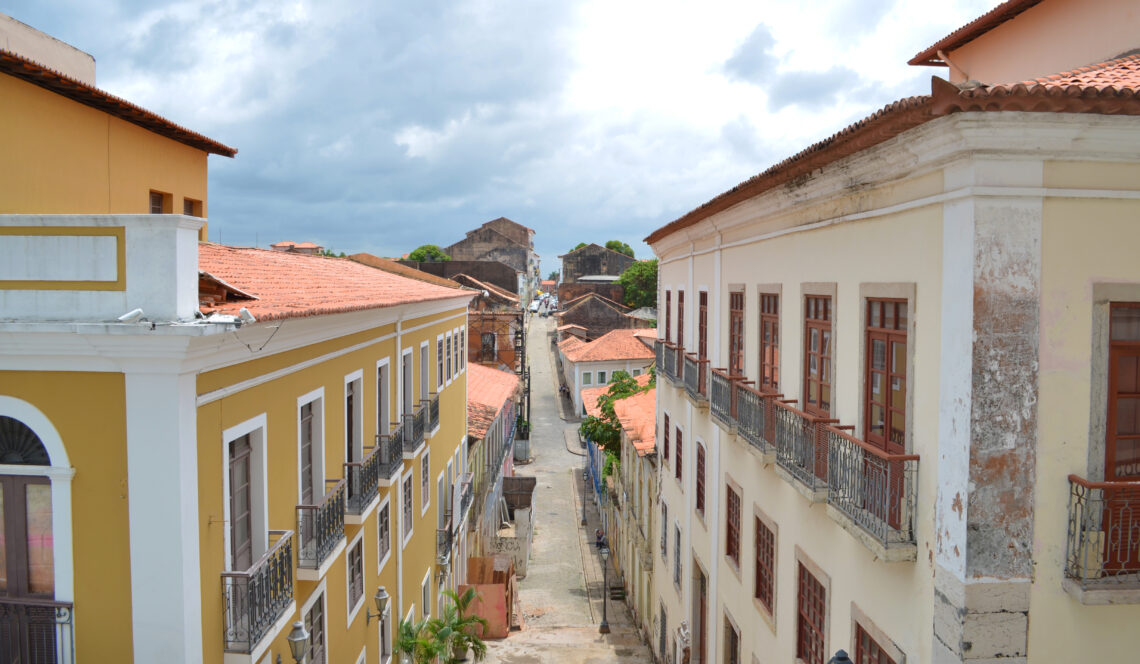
<box><xmin>0</xmin><ymin>416</ymin><xmax>51</xmax><ymax>466</ymax></box>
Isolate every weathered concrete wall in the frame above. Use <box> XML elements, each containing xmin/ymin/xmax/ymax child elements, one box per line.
<box><xmin>483</xmin><ymin>216</ymin><xmax>533</xmax><ymax>248</ymax></box>
<box><xmin>558</xmin><ymin>297</ymin><xmax>637</xmax><ymax>340</ymax></box>
<box><xmin>445</xmin><ymin>226</ymin><xmax>530</xmax><ymax>274</ymax></box>
<box><xmin>561</xmin><ymin>243</ymin><xmax>635</xmax><ymax>283</ymax></box>
<box><xmin>558</xmin><ymin>282</ymin><xmax>625</xmax><ymax>305</ymax></box>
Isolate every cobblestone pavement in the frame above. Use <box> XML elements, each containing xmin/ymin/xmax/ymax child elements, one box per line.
<box><xmin>482</xmin><ymin>315</ymin><xmax>652</xmax><ymax>664</ymax></box>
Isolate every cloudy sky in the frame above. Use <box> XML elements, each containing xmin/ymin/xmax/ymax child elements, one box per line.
<box><xmin>8</xmin><ymin>0</ymin><xmax>999</xmax><ymax>274</ymax></box>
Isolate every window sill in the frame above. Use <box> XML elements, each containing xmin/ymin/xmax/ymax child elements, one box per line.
<box><xmin>724</xmin><ymin>557</ymin><xmax>742</xmax><ymax>583</ymax></box>
<box><xmin>297</xmin><ymin>538</ymin><xmax>347</xmax><ymax>582</ymax></box>
<box><xmin>1062</xmin><ymin>577</ymin><xmax>1140</xmax><ymax>605</ymax></box>
<box><xmin>345</xmin><ymin>494</ymin><xmax>380</xmax><ymax>525</ymax></box>
<box><xmin>752</xmin><ymin>597</ymin><xmax>776</xmax><ymax>634</ymax></box>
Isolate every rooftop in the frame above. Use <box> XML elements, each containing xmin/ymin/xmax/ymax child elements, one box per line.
<box><xmin>580</xmin><ymin>373</ymin><xmax>653</xmax><ymax>419</ymax></box>
<box><xmin>909</xmin><ymin>0</ymin><xmax>1042</xmax><ymax>67</ymax></box>
<box><xmin>613</xmin><ymin>388</ymin><xmax>657</xmax><ymax>456</ymax></box>
<box><xmin>348</xmin><ymin>253</ymin><xmax>463</xmax><ymax>289</ymax></box>
<box><xmin>198</xmin><ymin>244</ymin><xmax>469</xmax><ymax>322</ymax></box>
<box><xmin>467</xmin><ymin>363</ymin><xmax>520</xmax><ymax>440</ymax></box>
<box><xmin>562</xmin><ymin>327</ymin><xmax>656</xmax><ymax>363</ymax></box>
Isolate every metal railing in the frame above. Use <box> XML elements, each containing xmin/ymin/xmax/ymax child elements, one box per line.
<box><xmin>661</xmin><ymin>342</ymin><xmax>679</xmax><ymax>382</ymax></box>
<box><xmin>0</xmin><ymin>598</ymin><xmax>74</xmax><ymax>664</ymax></box>
<box><xmin>437</xmin><ymin>514</ymin><xmax>454</xmax><ymax>564</ymax></box>
<box><xmin>401</xmin><ymin>413</ymin><xmax>419</xmax><ymax>454</ymax></box>
<box><xmin>1065</xmin><ymin>474</ymin><xmax>1140</xmax><ymax>586</ymax></box>
<box><xmin>654</xmin><ymin>339</ymin><xmax>665</xmax><ymax>374</ymax></box>
<box><xmin>222</xmin><ymin>530</ymin><xmax>294</xmax><ymax>653</ymax></box>
<box><xmin>826</xmin><ymin>427</ymin><xmax>919</xmax><ymax>547</ymax></box>
<box><xmin>375</xmin><ymin>429</ymin><xmax>404</xmax><ymax>481</ymax></box>
<box><xmin>429</xmin><ymin>392</ymin><xmax>440</xmax><ymax>432</ymax></box>
<box><xmin>457</xmin><ymin>473</ymin><xmax>474</xmax><ymax>524</ymax></box>
<box><xmin>736</xmin><ymin>384</ymin><xmax>777</xmax><ymax>454</ymax></box>
<box><xmin>298</xmin><ymin>479</ymin><xmax>346</xmax><ymax>569</ymax></box>
<box><xmin>345</xmin><ymin>447</ymin><xmax>380</xmax><ymax>515</ymax></box>
<box><xmin>412</xmin><ymin>402</ymin><xmax>427</xmax><ymax>446</ymax></box>
<box><xmin>683</xmin><ymin>354</ymin><xmax>709</xmax><ymax>401</ymax></box>
<box><xmin>709</xmin><ymin>368</ymin><xmax>734</xmax><ymax>425</ymax></box>
<box><xmin>773</xmin><ymin>401</ymin><xmax>830</xmax><ymax>494</ymax></box>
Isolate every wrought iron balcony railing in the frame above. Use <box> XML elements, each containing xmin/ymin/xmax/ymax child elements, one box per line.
<box><xmin>222</xmin><ymin>530</ymin><xmax>294</xmax><ymax>653</ymax></box>
<box><xmin>437</xmin><ymin>514</ymin><xmax>454</xmax><ymax>564</ymax></box>
<box><xmin>401</xmin><ymin>413</ymin><xmax>420</xmax><ymax>454</ymax></box>
<box><xmin>457</xmin><ymin>472</ymin><xmax>474</xmax><ymax>524</ymax></box>
<box><xmin>429</xmin><ymin>392</ymin><xmax>440</xmax><ymax>433</ymax></box>
<box><xmin>826</xmin><ymin>427</ymin><xmax>919</xmax><ymax>548</ymax></box>
<box><xmin>298</xmin><ymin>479</ymin><xmax>346</xmax><ymax>569</ymax></box>
<box><xmin>1065</xmin><ymin>474</ymin><xmax>1140</xmax><ymax>587</ymax></box>
<box><xmin>654</xmin><ymin>339</ymin><xmax>665</xmax><ymax>375</ymax></box>
<box><xmin>345</xmin><ymin>447</ymin><xmax>380</xmax><ymax>515</ymax></box>
<box><xmin>736</xmin><ymin>383</ymin><xmax>778</xmax><ymax>455</ymax></box>
<box><xmin>412</xmin><ymin>402</ymin><xmax>427</xmax><ymax>446</ymax></box>
<box><xmin>683</xmin><ymin>354</ymin><xmax>709</xmax><ymax>401</ymax></box>
<box><xmin>661</xmin><ymin>342</ymin><xmax>679</xmax><ymax>383</ymax></box>
<box><xmin>709</xmin><ymin>368</ymin><xmax>734</xmax><ymax>426</ymax></box>
<box><xmin>0</xmin><ymin>598</ymin><xmax>74</xmax><ymax>664</ymax></box>
<box><xmin>375</xmin><ymin>429</ymin><xmax>404</xmax><ymax>481</ymax></box>
<box><xmin>773</xmin><ymin>401</ymin><xmax>831</xmax><ymax>495</ymax></box>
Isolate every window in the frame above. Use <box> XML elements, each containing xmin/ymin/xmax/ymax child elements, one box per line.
<box><xmin>665</xmin><ymin>291</ymin><xmax>672</xmax><ymax>342</ymax></box>
<box><xmin>377</xmin><ymin>362</ymin><xmax>390</xmax><ymax>434</ymax></box>
<box><xmin>674</xmin><ymin>427</ymin><xmax>683</xmax><ymax>483</ymax></box>
<box><xmin>1109</xmin><ymin>303</ymin><xmax>1140</xmax><ymax>480</ymax></box>
<box><xmin>661</xmin><ymin>503</ymin><xmax>668</xmax><ymax>558</ymax></box>
<box><xmin>229</xmin><ymin>434</ymin><xmax>254</xmax><ymax>570</ymax></box>
<box><xmin>803</xmin><ymin>296</ymin><xmax>833</xmax><ymax>417</ymax></box>
<box><xmin>422</xmin><ymin>573</ymin><xmax>432</xmax><ymax>619</ymax></box>
<box><xmin>865</xmin><ymin>299</ymin><xmax>907</xmax><ymax>452</ymax></box>
<box><xmin>346</xmin><ymin>374</ymin><xmax>363</xmax><ymax>499</ymax></box>
<box><xmin>582</xmin><ymin>372</ymin><xmax>593</xmax><ymax>386</ymax></box>
<box><xmin>755</xmin><ymin>516</ymin><xmax>775</xmax><ymax>613</ymax></box>
<box><xmin>421</xmin><ymin>452</ymin><xmax>431</xmax><ymax>514</ymax></box>
<box><xmin>632</xmin><ymin>368</ymin><xmax>641</xmax><ymax>376</ymax></box>
<box><xmin>662</xmin><ymin>413</ymin><xmax>670</xmax><ymax>463</ymax></box>
<box><xmin>402</xmin><ymin>473</ymin><xmax>414</xmax><ymax>542</ymax></box>
<box><xmin>0</xmin><ymin>475</ymin><xmax>53</xmax><ymax>598</ymax></box>
<box><xmin>299</xmin><ymin>402</ymin><xmax>316</xmax><ymax>505</ymax></box>
<box><xmin>437</xmin><ymin>337</ymin><xmax>445</xmax><ymax>390</ymax></box>
<box><xmin>182</xmin><ymin>198</ymin><xmax>202</xmax><ymax>217</ymax></box>
<box><xmin>760</xmin><ymin>294</ymin><xmax>780</xmax><ymax>392</ymax></box>
<box><xmin>380</xmin><ymin>606</ymin><xmax>392</xmax><ymax>663</ymax></box>
<box><xmin>402</xmin><ymin>351</ymin><xmax>414</xmax><ymax>415</ymax></box>
<box><xmin>677</xmin><ymin>290</ymin><xmax>685</xmax><ymax>349</ymax></box>
<box><xmin>698</xmin><ymin>291</ymin><xmax>708</xmax><ymax>359</ymax></box>
<box><xmin>598</xmin><ymin>370</ymin><xmax>607</xmax><ymax>384</ymax></box>
<box><xmin>224</xmin><ymin>416</ymin><xmax>267</xmax><ymax>573</ymax></box>
<box><xmin>459</xmin><ymin>327</ymin><xmax>465</xmax><ymax>371</ymax></box>
<box><xmin>446</xmin><ymin>334</ymin><xmax>453</xmax><ymax>381</ymax></box>
<box><xmin>797</xmin><ymin>563</ymin><xmax>826</xmax><ymax>664</ymax></box>
<box><xmin>148</xmin><ymin>190</ymin><xmax>170</xmax><ymax>214</ymax></box>
<box><xmin>420</xmin><ymin>344</ymin><xmax>429</xmax><ymax>400</ymax></box>
<box><xmin>724</xmin><ymin>614</ymin><xmax>741</xmax><ymax>664</ymax></box>
<box><xmin>347</xmin><ymin>537</ymin><xmax>364</xmax><ymax>614</ymax></box>
<box><xmin>726</xmin><ymin>484</ymin><xmax>740</xmax><ymax>566</ymax></box>
<box><xmin>729</xmin><ymin>291</ymin><xmax>744</xmax><ymax>375</ymax></box>
<box><xmin>481</xmin><ymin>332</ymin><xmax>496</xmax><ymax>363</ymax></box>
<box><xmin>673</xmin><ymin>525</ymin><xmax>682</xmax><ymax>587</ymax></box>
<box><xmin>304</xmin><ymin>592</ymin><xmax>326</xmax><ymax>664</ymax></box>
<box><xmin>695</xmin><ymin>444</ymin><xmax>706</xmax><ymax>516</ymax></box>
<box><xmin>378</xmin><ymin>499</ymin><xmax>391</xmax><ymax>567</ymax></box>
<box><xmin>855</xmin><ymin>624</ymin><xmax>898</xmax><ymax>664</ymax></box>
<box><xmin>659</xmin><ymin>604</ymin><xmax>668</xmax><ymax>661</ymax></box>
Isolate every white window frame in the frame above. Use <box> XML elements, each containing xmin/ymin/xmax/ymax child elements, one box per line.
<box><xmin>300</xmin><ymin>579</ymin><xmax>328</xmax><ymax>664</ymax></box>
<box><xmin>376</xmin><ymin>358</ymin><xmax>391</xmax><ymax>436</ymax></box>
<box><xmin>445</xmin><ymin>331</ymin><xmax>454</xmax><ymax>385</ymax></box>
<box><xmin>345</xmin><ymin>370</ymin><xmax>364</xmax><ymax>468</ymax></box>
<box><xmin>401</xmin><ymin>469</ymin><xmax>415</xmax><ymax>548</ymax></box>
<box><xmin>421</xmin><ymin>450</ymin><xmax>432</xmax><ymax>516</ymax></box>
<box><xmin>437</xmin><ymin>334</ymin><xmax>445</xmax><ymax>393</ymax></box>
<box><xmin>345</xmin><ymin>529</ymin><xmax>366</xmax><ymax>624</ymax></box>
<box><xmin>354</xmin><ymin>645</ymin><xmax>366</xmax><ymax>664</ymax></box>
<box><xmin>421</xmin><ymin>570</ymin><xmax>432</xmax><ymax>619</ymax></box>
<box><xmin>598</xmin><ymin>370</ymin><xmax>607</xmax><ymax>384</ymax></box>
<box><xmin>582</xmin><ymin>372</ymin><xmax>593</xmax><ymax>386</ymax></box>
<box><xmin>459</xmin><ymin>325</ymin><xmax>466</xmax><ymax>373</ymax></box>
<box><xmin>419</xmin><ymin>340</ymin><xmax>430</xmax><ymax>402</ymax></box>
<box><xmin>297</xmin><ymin>388</ymin><xmax>325</xmax><ymax>505</ymax></box>
<box><xmin>222</xmin><ymin>414</ymin><xmax>269</xmax><ymax>571</ymax></box>
<box><xmin>377</xmin><ymin>494</ymin><xmax>392</xmax><ymax>573</ymax></box>
<box><xmin>400</xmin><ymin>347</ymin><xmax>414</xmax><ymax>417</ymax></box>
<box><xmin>378</xmin><ymin>598</ymin><xmax>393</xmax><ymax>664</ymax></box>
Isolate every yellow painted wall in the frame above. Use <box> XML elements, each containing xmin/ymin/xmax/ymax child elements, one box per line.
<box><xmin>195</xmin><ymin>309</ymin><xmax>468</xmax><ymax>663</ymax></box>
<box><xmin>0</xmin><ymin>371</ymin><xmax>133</xmax><ymax>662</ymax></box>
<box><xmin>0</xmin><ymin>74</ymin><xmax>211</xmax><ymax>239</ymax></box>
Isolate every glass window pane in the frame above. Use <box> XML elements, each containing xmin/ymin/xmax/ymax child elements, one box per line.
<box><xmin>1115</xmin><ymin>438</ymin><xmax>1140</xmax><ymax>477</ymax></box>
<box><xmin>884</xmin><ymin>303</ymin><xmax>895</xmax><ymax>330</ymax></box>
<box><xmin>808</xmin><ymin>380</ymin><xmax>818</xmax><ymax>403</ymax></box>
<box><xmin>892</xmin><ymin>341</ymin><xmax>906</xmax><ymax>375</ymax></box>
<box><xmin>870</xmin><ymin>404</ymin><xmax>885</xmax><ymax>436</ymax></box>
<box><xmin>25</xmin><ymin>483</ymin><xmax>53</xmax><ymax>595</ymax></box>
<box><xmin>822</xmin><ymin>358</ymin><xmax>831</xmax><ymax>383</ymax></box>
<box><xmin>869</xmin><ymin>302</ymin><xmax>880</xmax><ymax>328</ymax></box>
<box><xmin>890</xmin><ymin>410</ymin><xmax>906</xmax><ymax>446</ymax></box>
<box><xmin>872</xmin><ymin>373</ymin><xmax>882</xmax><ymax>397</ymax></box>
<box><xmin>821</xmin><ymin>383</ymin><xmax>830</xmax><ymax>411</ymax></box>
<box><xmin>822</xmin><ymin>330</ymin><xmax>831</xmax><ymax>356</ymax></box>
<box><xmin>897</xmin><ymin>303</ymin><xmax>908</xmax><ymax>329</ymax></box>
<box><xmin>1118</xmin><ymin>355</ymin><xmax>1139</xmax><ymax>393</ymax></box>
<box><xmin>810</xmin><ymin>329</ymin><xmax>819</xmax><ymax>353</ymax></box>
<box><xmin>1112</xmin><ymin>306</ymin><xmax>1140</xmax><ymax>341</ymax></box>
<box><xmin>891</xmin><ymin>377</ymin><xmax>906</xmax><ymax>409</ymax></box>
<box><xmin>872</xmin><ymin>339</ymin><xmax>886</xmax><ymax>371</ymax></box>
<box><xmin>1117</xmin><ymin>397</ymin><xmax>1140</xmax><ymax>435</ymax></box>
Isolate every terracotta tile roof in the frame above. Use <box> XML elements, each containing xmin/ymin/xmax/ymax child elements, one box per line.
<box><xmin>614</xmin><ymin>388</ymin><xmax>657</xmax><ymax>456</ymax></box>
<box><xmin>909</xmin><ymin>0</ymin><xmax>1043</xmax><ymax>67</ymax></box>
<box><xmin>558</xmin><ymin>337</ymin><xmax>586</xmax><ymax>356</ymax></box>
<box><xmin>580</xmin><ymin>373</ymin><xmax>652</xmax><ymax>418</ymax></box>
<box><xmin>646</xmin><ymin>62</ymin><xmax>1140</xmax><ymax>246</ymax></box>
<box><xmin>467</xmin><ymin>364</ymin><xmax>520</xmax><ymax>440</ymax></box>
<box><xmin>198</xmin><ymin>243</ymin><xmax>470</xmax><ymax>321</ymax></box>
<box><xmin>563</xmin><ymin>328</ymin><xmax>657</xmax><ymax>363</ymax></box>
<box><xmin>561</xmin><ymin>292</ymin><xmax>631</xmax><ymax>313</ymax></box>
<box><xmin>557</xmin><ymin>324</ymin><xmax>587</xmax><ymax>331</ymax></box>
<box><xmin>1</xmin><ymin>49</ymin><xmax>236</xmax><ymax>157</ymax></box>
<box><xmin>348</xmin><ymin>253</ymin><xmax>465</xmax><ymax>289</ymax></box>
<box><xmin>540</xmin><ymin>280</ymin><xmax>556</xmax><ymax>288</ymax></box>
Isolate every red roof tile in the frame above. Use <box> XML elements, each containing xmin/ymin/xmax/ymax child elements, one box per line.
<box><xmin>467</xmin><ymin>364</ymin><xmax>520</xmax><ymax>440</ymax></box>
<box><xmin>452</xmin><ymin>273</ymin><xmax>519</xmax><ymax>303</ymax></box>
<box><xmin>563</xmin><ymin>328</ymin><xmax>656</xmax><ymax>363</ymax></box>
<box><xmin>348</xmin><ymin>253</ymin><xmax>464</xmax><ymax>289</ymax></box>
<box><xmin>1</xmin><ymin>49</ymin><xmax>236</xmax><ymax>157</ymax></box>
<box><xmin>580</xmin><ymin>373</ymin><xmax>652</xmax><ymax>419</ymax></box>
<box><xmin>909</xmin><ymin>0</ymin><xmax>1043</xmax><ymax>67</ymax></box>
<box><xmin>198</xmin><ymin>244</ymin><xmax>470</xmax><ymax>321</ymax></box>
<box><xmin>613</xmin><ymin>388</ymin><xmax>657</xmax><ymax>456</ymax></box>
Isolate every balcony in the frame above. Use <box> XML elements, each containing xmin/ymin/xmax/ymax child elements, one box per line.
<box><xmin>428</xmin><ymin>392</ymin><xmax>440</xmax><ymax>433</ymax></box>
<box><xmin>457</xmin><ymin>472</ymin><xmax>474</xmax><ymax>525</ymax></box>
<box><xmin>735</xmin><ymin>383</ymin><xmax>778</xmax><ymax>459</ymax></box>
<box><xmin>654</xmin><ymin>339</ymin><xmax>665</xmax><ymax>374</ymax></box>
<box><xmin>298</xmin><ymin>479</ymin><xmax>346</xmax><ymax>576</ymax></box>
<box><xmin>683</xmin><ymin>353</ymin><xmax>709</xmax><ymax>404</ymax></box>
<box><xmin>825</xmin><ymin>427</ymin><xmax>919</xmax><ymax>560</ymax></box>
<box><xmin>222</xmin><ymin>530</ymin><xmax>294</xmax><ymax>653</ymax></box>
<box><xmin>661</xmin><ymin>341</ymin><xmax>680</xmax><ymax>384</ymax></box>
<box><xmin>413</xmin><ymin>403</ymin><xmax>427</xmax><ymax>446</ymax></box>
<box><xmin>345</xmin><ymin>448</ymin><xmax>380</xmax><ymax>519</ymax></box>
<box><xmin>1064</xmin><ymin>474</ymin><xmax>1140</xmax><ymax>603</ymax></box>
<box><xmin>374</xmin><ymin>429</ymin><xmax>404</xmax><ymax>483</ymax></box>
<box><xmin>437</xmin><ymin>514</ymin><xmax>454</xmax><ymax>565</ymax></box>
<box><xmin>709</xmin><ymin>368</ymin><xmax>736</xmax><ymax>429</ymax></box>
<box><xmin>772</xmin><ymin>401</ymin><xmax>831</xmax><ymax>500</ymax></box>
<box><xmin>401</xmin><ymin>412</ymin><xmax>424</xmax><ymax>457</ymax></box>
<box><xmin>0</xmin><ymin>598</ymin><xmax>74</xmax><ymax>664</ymax></box>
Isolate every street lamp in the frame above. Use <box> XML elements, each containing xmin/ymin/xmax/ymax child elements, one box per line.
<box><xmin>828</xmin><ymin>650</ymin><xmax>852</xmax><ymax>664</ymax></box>
<box><xmin>286</xmin><ymin>621</ymin><xmax>309</xmax><ymax>664</ymax></box>
<box><xmin>366</xmin><ymin>586</ymin><xmax>390</xmax><ymax>626</ymax></box>
<box><xmin>599</xmin><ymin>545</ymin><xmax>611</xmax><ymax>634</ymax></box>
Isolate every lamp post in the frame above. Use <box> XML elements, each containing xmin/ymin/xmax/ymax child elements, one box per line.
<box><xmin>366</xmin><ymin>586</ymin><xmax>390</xmax><ymax>626</ymax></box>
<box><xmin>286</xmin><ymin>621</ymin><xmax>309</xmax><ymax>664</ymax></box>
<box><xmin>828</xmin><ymin>650</ymin><xmax>852</xmax><ymax>664</ymax></box>
<box><xmin>599</xmin><ymin>545</ymin><xmax>611</xmax><ymax>634</ymax></box>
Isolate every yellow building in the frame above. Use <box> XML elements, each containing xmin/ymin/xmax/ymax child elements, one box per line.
<box><xmin>0</xmin><ymin>19</ymin><xmax>476</xmax><ymax>664</ymax></box>
<box><xmin>646</xmin><ymin>1</ymin><xmax>1140</xmax><ymax>663</ymax></box>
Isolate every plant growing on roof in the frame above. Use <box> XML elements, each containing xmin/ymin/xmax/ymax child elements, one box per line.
<box><xmin>605</xmin><ymin>239</ymin><xmax>634</xmax><ymax>257</ymax></box>
<box><xmin>408</xmin><ymin>244</ymin><xmax>452</xmax><ymax>262</ymax></box>
<box><xmin>578</xmin><ymin>370</ymin><xmax>650</xmax><ymax>457</ymax></box>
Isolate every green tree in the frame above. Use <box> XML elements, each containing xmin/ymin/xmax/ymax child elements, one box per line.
<box><xmin>605</xmin><ymin>240</ymin><xmax>634</xmax><ymax>257</ymax></box>
<box><xmin>578</xmin><ymin>370</ymin><xmax>654</xmax><ymax>457</ymax></box>
<box><xmin>572</xmin><ymin>242</ymin><xmax>588</xmax><ymax>252</ymax></box>
<box><xmin>617</xmin><ymin>258</ymin><xmax>657</xmax><ymax>309</ymax></box>
<box><xmin>318</xmin><ymin>248</ymin><xmax>347</xmax><ymax>257</ymax></box>
<box><xmin>547</xmin><ymin>271</ymin><xmax>559</xmax><ymax>281</ymax></box>
<box><xmin>408</xmin><ymin>244</ymin><xmax>451</xmax><ymax>262</ymax></box>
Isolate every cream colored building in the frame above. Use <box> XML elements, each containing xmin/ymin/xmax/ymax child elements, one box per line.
<box><xmin>647</xmin><ymin>1</ymin><xmax>1140</xmax><ymax>662</ymax></box>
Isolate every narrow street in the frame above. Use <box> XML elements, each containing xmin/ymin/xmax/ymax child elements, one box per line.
<box><xmin>482</xmin><ymin>315</ymin><xmax>652</xmax><ymax>663</ymax></box>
